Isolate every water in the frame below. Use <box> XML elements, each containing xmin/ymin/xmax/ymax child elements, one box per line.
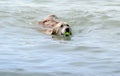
<box><xmin>0</xmin><ymin>0</ymin><xmax>120</xmax><ymax>76</ymax></box>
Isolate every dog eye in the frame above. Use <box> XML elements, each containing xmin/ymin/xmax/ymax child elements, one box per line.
<box><xmin>61</xmin><ymin>25</ymin><xmax>63</xmax><ymax>28</ymax></box>
<box><xmin>67</xmin><ymin>24</ymin><xmax>69</xmax><ymax>26</ymax></box>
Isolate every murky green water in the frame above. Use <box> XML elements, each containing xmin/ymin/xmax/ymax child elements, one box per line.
<box><xmin>0</xmin><ymin>0</ymin><xmax>120</xmax><ymax>76</ymax></box>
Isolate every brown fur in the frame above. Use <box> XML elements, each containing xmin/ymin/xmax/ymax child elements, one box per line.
<box><xmin>38</xmin><ymin>15</ymin><xmax>72</xmax><ymax>36</ymax></box>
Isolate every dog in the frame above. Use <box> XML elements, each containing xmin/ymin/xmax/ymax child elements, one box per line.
<box><xmin>38</xmin><ymin>15</ymin><xmax>72</xmax><ymax>38</ymax></box>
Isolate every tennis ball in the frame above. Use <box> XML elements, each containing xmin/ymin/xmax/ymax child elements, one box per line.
<box><xmin>65</xmin><ymin>32</ymin><xmax>70</xmax><ymax>36</ymax></box>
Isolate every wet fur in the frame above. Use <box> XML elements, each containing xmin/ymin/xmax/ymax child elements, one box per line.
<box><xmin>38</xmin><ymin>15</ymin><xmax>72</xmax><ymax>36</ymax></box>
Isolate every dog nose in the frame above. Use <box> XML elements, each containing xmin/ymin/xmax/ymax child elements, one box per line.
<box><xmin>66</xmin><ymin>28</ymin><xmax>70</xmax><ymax>32</ymax></box>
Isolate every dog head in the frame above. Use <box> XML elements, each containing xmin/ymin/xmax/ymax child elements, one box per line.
<box><xmin>51</xmin><ymin>22</ymin><xmax>72</xmax><ymax>37</ymax></box>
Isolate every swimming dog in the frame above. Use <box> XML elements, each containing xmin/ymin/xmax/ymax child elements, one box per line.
<box><xmin>38</xmin><ymin>15</ymin><xmax>72</xmax><ymax>38</ymax></box>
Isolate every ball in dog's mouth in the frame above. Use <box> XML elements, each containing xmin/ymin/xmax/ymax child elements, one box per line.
<box><xmin>64</xmin><ymin>32</ymin><xmax>70</xmax><ymax>37</ymax></box>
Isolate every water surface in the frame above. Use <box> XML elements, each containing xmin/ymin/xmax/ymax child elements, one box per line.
<box><xmin>0</xmin><ymin>0</ymin><xmax>120</xmax><ymax>76</ymax></box>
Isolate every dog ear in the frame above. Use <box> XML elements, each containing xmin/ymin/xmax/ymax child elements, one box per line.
<box><xmin>51</xmin><ymin>29</ymin><xmax>56</xmax><ymax>35</ymax></box>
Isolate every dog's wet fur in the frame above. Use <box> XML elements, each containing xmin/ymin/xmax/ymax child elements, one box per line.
<box><xmin>38</xmin><ymin>15</ymin><xmax>72</xmax><ymax>39</ymax></box>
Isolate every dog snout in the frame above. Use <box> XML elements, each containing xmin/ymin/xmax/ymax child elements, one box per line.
<box><xmin>65</xmin><ymin>28</ymin><xmax>70</xmax><ymax>32</ymax></box>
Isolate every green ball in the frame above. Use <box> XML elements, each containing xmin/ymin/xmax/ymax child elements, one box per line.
<box><xmin>65</xmin><ymin>32</ymin><xmax>70</xmax><ymax>36</ymax></box>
